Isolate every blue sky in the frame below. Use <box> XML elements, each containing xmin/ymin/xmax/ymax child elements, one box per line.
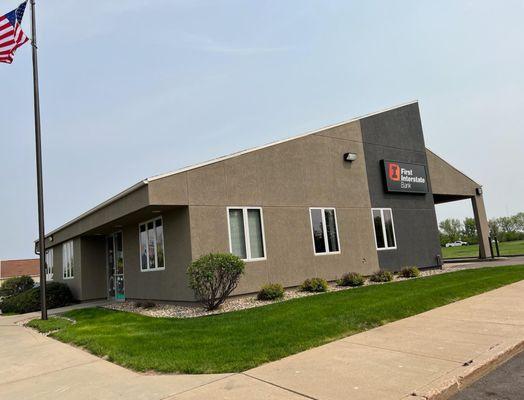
<box><xmin>1</xmin><ymin>0</ymin><xmax>523</xmax><ymax>259</ymax></box>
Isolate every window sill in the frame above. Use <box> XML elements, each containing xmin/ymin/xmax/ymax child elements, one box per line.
<box><xmin>377</xmin><ymin>247</ymin><xmax>397</xmax><ymax>251</ymax></box>
<box><xmin>63</xmin><ymin>276</ymin><xmax>74</xmax><ymax>280</ymax></box>
<box><xmin>243</xmin><ymin>257</ymin><xmax>266</xmax><ymax>263</ymax></box>
<box><xmin>140</xmin><ymin>267</ymin><xmax>166</xmax><ymax>272</ymax></box>
<box><xmin>314</xmin><ymin>251</ymin><xmax>341</xmax><ymax>256</ymax></box>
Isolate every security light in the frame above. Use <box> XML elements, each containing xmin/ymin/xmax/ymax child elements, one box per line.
<box><xmin>343</xmin><ymin>152</ymin><xmax>357</xmax><ymax>162</ymax></box>
<box><xmin>476</xmin><ymin>187</ymin><xmax>483</xmax><ymax>195</ymax></box>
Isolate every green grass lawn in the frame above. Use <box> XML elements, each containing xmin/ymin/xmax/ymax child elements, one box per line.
<box><xmin>28</xmin><ymin>265</ymin><xmax>524</xmax><ymax>374</ymax></box>
<box><xmin>29</xmin><ymin>316</ymin><xmax>73</xmax><ymax>333</ymax></box>
<box><xmin>441</xmin><ymin>240</ymin><xmax>524</xmax><ymax>259</ymax></box>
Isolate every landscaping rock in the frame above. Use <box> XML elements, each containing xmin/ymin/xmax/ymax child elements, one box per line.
<box><xmin>102</xmin><ymin>263</ymin><xmax>494</xmax><ymax>319</ymax></box>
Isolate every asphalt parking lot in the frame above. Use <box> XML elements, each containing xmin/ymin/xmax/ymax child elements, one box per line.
<box><xmin>451</xmin><ymin>350</ymin><xmax>524</xmax><ymax>400</ymax></box>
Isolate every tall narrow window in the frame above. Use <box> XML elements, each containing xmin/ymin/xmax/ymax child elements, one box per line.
<box><xmin>310</xmin><ymin>209</ymin><xmax>326</xmax><ymax>253</ymax></box>
<box><xmin>309</xmin><ymin>208</ymin><xmax>340</xmax><ymax>255</ymax></box>
<box><xmin>62</xmin><ymin>241</ymin><xmax>74</xmax><ymax>279</ymax></box>
<box><xmin>155</xmin><ymin>219</ymin><xmax>164</xmax><ymax>269</ymax></box>
<box><xmin>139</xmin><ymin>217</ymin><xmax>165</xmax><ymax>271</ymax></box>
<box><xmin>372</xmin><ymin>209</ymin><xmax>385</xmax><ymax>248</ymax></box>
<box><xmin>45</xmin><ymin>248</ymin><xmax>54</xmax><ymax>281</ymax></box>
<box><xmin>372</xmin><ymin>208</ymin><xmax>397</xmax><ymax>250</ymax></box>
<box><xmin>247</xmin><ymin>209</ymin><xmax>264</xmax><ymax>259</ymax></box>
<box><xmin>147</xmin><ymin>221</ymin><xmax>155</xmax><ymax>269</ymax></box>
<box><xmin>227</xmin><ymin>207</ymin><xmax>266</xmax><ymax>261</ymax></box>
<box><xmin>229</xmin><ymin>209</ymin><xmax>247</xmax><ymax>259</ymax></box>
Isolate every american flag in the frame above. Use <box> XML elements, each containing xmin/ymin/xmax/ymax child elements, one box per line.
<box><xmin>0</xmin><ymin>2</ymin><xmax>29</xmax><ymax>64</ymax></box>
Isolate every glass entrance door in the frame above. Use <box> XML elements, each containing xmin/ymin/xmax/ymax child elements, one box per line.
<box><xmin>107</xmin><ymin>232</ymin><xmax>125</xmax><ymax>300</ymax></box>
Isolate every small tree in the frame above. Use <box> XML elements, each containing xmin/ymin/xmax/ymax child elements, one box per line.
<box><xmin>0</xmin><ymin>275</ymin><xmax>35</xmax><ymax>298</ymax></box>
<box><xmin>439</xmin><ymin>218</ymin><xmax>462</xmax><ymax>242</ymax></box>
<box><xmin>463</xmin><ymin>217</ymin><xmax>478</xmax><ymax>244</ymax></box>
<box><xmin>489</xmin><ymin>214</ymin><xmax>524</xmax><ymax>242</ymax></box>
<box><xmin>489</xmin><ymin>218</ymin><xmax>501</xmax><ymax>240</ymax></box>
<box><xmin>515</xmin><ymin>212</ymin><xmax>524</xmax><ymax>232</ymax></box>
<box><xmin>498</xmin><ymin>216</ymin><xmax>517</xmax><ymax>235</ymax></box>
<box><xmin>187</xmin><ymin>253</ymin><xmax>245</xmax><ymax>310</ymax></box>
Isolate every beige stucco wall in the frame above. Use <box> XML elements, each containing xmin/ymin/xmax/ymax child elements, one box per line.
<box><xmin>123</xmin><ymin>207</ymin><xmax>194</xmax><ymax>302</ymax></box>
<box><xmin>426</xmin><ymin>149</ymin><xmax>492</xmax><ymax>258</ymax></box>
<box><xmin>43</xmin><ymin>186</ymin><xmax>150</xmax><ymax>249</ymax></box>
<box><xmin>80</xmin><ymin>237</ymin><xmax>107</xmax><ymax>300</ymax></box>
<box><xmin>426</xmin><ymin>149</ymin><xmax>479</xmax><ymax>196</ymax></box>
<box><xmin>48</xmin><ymin>238</ymin><xmax>82</xmax><ymax>300</ymax></box>
<box><xmin>41</xmin><ymin>105</ymin><xmax>493</xmax><ymax>302</ymax></box>
<box><xmin>189</xmin><ymin>205</ymin><xmax>378</xmax><ymax>296</ymax></box>
<box><xmin>181</xmin><ymin>120</ymin><xmax>381</xmax><ymax>296</ymax></box>
<box><xmin>48</xmin><ymin>208</ymin><xmax>193</xmax><ymax>303</ymax></box>
<box><xmin>472</xmin><ymin>194</ymin><xmax>492</xmax><ymax>258</ymax></box>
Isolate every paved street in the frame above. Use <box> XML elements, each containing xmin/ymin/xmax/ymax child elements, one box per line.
<box><xmin>1</xmin><ymin>274</ymin><xmax>524</xmax><ymax>399</ymax></box>
<box><xmin>451</xmin><ymin>350</ymin><xmax>524</xmax><ymax>400</ymax></box>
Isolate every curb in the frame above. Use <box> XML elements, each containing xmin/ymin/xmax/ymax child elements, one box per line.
<box><xmin>413</xmin><ymin>337</ymin><xmax>524</xmax><ymax>400</ymax></box>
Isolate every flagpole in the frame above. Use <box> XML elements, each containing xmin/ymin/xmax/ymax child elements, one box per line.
<box><xmin>30</xmin><ymin>0</ymin><xmax>47</xmax><ymax>320</ymax></box>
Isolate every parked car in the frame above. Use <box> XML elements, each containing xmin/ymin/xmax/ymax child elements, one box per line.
<box><xmin>445</xmin><ymin>241</ymin><xmax>469</xmax><ymax>248</ymax></box>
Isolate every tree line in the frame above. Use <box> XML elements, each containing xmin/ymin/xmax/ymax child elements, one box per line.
<box><xmin>439</xmin><ymin>212</ymin><xmax>524</xmax><ymax>246</ymax></box>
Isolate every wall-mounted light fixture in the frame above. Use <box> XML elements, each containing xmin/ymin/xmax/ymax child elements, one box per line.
<box><xmin>343</xmin><ymin>152</ymin><xmax>357</xmax><ymax>162</ymax></box>
<box><xmin>476</xmin><ymin>187</ymin><xmax>483</xmax><ymax>195</ymax></box>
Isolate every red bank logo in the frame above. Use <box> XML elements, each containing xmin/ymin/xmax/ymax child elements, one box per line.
<box><xmin>388</xmin><ymin>163</ymin><xmax>400</xmax><ymax>181</ymax></box>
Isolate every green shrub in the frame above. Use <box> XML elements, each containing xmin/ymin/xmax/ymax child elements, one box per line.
<box><xmin>0</xmin><ymin>282</ymin><xmax>74</xmax><ymax>314</ymax></box>
<box><xmin>257</xmin><ymin>283</ymin><xmax>285</xmax><ymax>301</ymax></box>
<box><xmin>0</xmin><ymin>275</ymin><xmax>35</xmax><ymax>298</ymax></box>
<box><xmin>187</xmin><ymin>253</ymin><xmax>245</xmax><ymax>310</ymax></box>
<box><xmin>399</xmin><ymin>267</ymin><xmax>420</xmax><ymax>278</ymax></box>
<box><xmin>369</xmin><ymin>270</ymin><xmax>394</xmax><ymax>283</ymax></box>
<box><xmin>338</xmin><ymin>272</ymin><xmax>365</xmax><ymax>287</ymax></box>
<box><xmin>500</xmin><ymin>232</ymin><xmax>524</xmax><ymax>242</ymax></box>
<box><xmin>300</xmin><ymin>277</ymin><xmax>328</xmax><ymax>292</ymax></box>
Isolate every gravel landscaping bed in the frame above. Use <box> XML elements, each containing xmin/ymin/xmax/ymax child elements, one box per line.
<box><xmin>104</xmin><ymin>261</ymin><xmax>511</xmax><ymax>319</ymax></box>
<box><xmin>104</xmin><ymin>266</ymin><xmax>462</xmax><ymax>319</ymax></box>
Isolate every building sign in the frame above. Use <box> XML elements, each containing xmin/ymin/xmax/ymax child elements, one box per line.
<box><xmin>382</xmin><ymin>160</ymin><xmax>428</xmax><ymax>193</ymax></box>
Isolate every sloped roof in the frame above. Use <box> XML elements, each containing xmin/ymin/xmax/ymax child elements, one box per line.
<box><xmin>45</xmin><ymin>100</ymin><xmax>418</xmax><ymax>238</ymax></box>
<box><xmin>147</xmin><ymin>100</ymin><xmax>419</xmax><ymax>182</ymax></box>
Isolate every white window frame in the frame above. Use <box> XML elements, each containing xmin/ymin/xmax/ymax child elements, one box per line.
<box><xmin>62</xmin><ymin>241</ymin><xmax>74</xmax><ymax>279</ymax></box>
<box><xmin>138</xmin><ymin>216</ymin><xmax>166</xmax><ymax>272</ymax></box>
<box><xmin>45</xmin><ymin>248</ymin><xmax>53</xmax><ymax>281</ymax></box>
<box><xmin>371</xmin><ymin>208</ymin><xmax>397</xmax><ymax>251</ymax></box>
<box><xmin>226</xmin><ymin>207</ymin><xmax>267</xmax><ymax>262</ymax></box>
<box><xmin>309</xmin><ymin>207</ymin><xmax>341</xmax><ymax>256</ymax></box>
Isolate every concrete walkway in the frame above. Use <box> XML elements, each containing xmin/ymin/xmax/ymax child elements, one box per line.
<box><xmin>443</xmin><ymin>255</ymin><xmax>524</xmax><ymax>271</ymax></box>
<box><xmin>1</xmin><ymin>280</ymin><xmax>524</xmax><ymax>400</ymax></box>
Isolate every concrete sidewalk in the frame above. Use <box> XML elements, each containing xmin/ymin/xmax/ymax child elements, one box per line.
<box><xmin>2</xmin><ymin>281</ymin><xmax>524</xmax><ymax>400</ymax></box>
